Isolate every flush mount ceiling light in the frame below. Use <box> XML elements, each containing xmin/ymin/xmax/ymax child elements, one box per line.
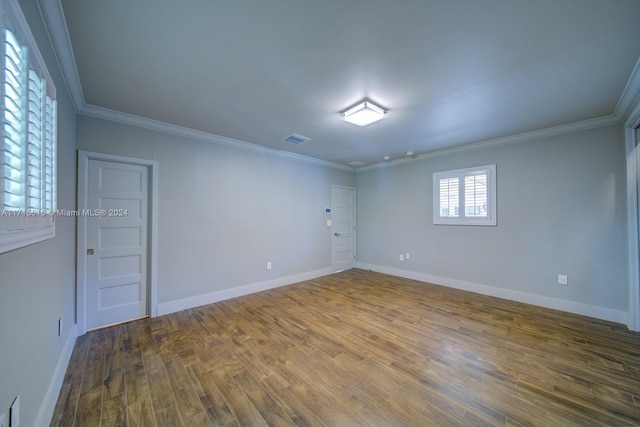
<box><xmin>341</xmin><ymin>100</ymin><xmax>387</xmax><ymax>127</ymax></box>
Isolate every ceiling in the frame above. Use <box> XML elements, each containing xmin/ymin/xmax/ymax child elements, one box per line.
<box><xmin>58</xmin><ymin>0</ymin><xmax>640</xmax><ymax>167</ymax></box>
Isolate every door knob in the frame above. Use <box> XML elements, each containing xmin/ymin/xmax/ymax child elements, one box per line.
<box><xmin>87</xmin><ymin>248</ymin><xmax>94</xmax><ymax>255</ymax></box>
<box><xmin>334</xmin><ymin>233</ymin><xmax>341</xmax><ymax>237</ymax></box>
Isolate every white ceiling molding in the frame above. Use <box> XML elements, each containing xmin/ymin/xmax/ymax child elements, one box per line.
<box><xmin>36</xmin><ymin>0</ymin><xmax>84</xmax><ymax>111</ymax></box>
<box><xmin>357</xmin><ymin>114</ymin><xmax>621</xmax><ymax>172</ymax></box>
<box><xmin>35</xmin><ymin>0</ymin><xmax>352</xmax><ymax>171</ymax></box>
<box><xmin>37</xmin><ymin>0</ymin><xmax>638</xmax><ymax>172</ymax></box>
<box><xmin>80</xmin><ymin>104</ymin><xmax>354</xmax><ymax>171</ymax></box>
<box><xmin>616</xmin><ymin>56</ymin><xmax>640</xmax><ymax>124</ymax></box>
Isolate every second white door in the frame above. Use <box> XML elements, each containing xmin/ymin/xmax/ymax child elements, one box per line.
<box><xmin>332</xmin><ymin>185</ymin><xmax>356</xmax><ymax>272</ymax></box>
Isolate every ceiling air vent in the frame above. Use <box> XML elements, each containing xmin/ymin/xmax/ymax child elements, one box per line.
<box><xmin>348</xmin><ymin>161</ymin><xmax>367</xmax><ymax>167</ymax></box>
<box><xmin>282</xmin><ymin>133</ymin><xmax>310</xmax><ymax>144</ymax></box>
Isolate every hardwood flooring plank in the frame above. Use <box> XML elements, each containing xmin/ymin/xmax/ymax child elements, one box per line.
<box><xmin>50</xmin><ymin>269</ymin><xmax>640</xmax><ymax>426</ymax></box>
<box><xmin>74</xmin><ymin>387</ymin><xmax>102</xmax><ymax>426</ymax></box>
<box><xmin>186</xmin><ymin>363</ymin><xmax>236</xmax><ymax>427</ymax></box>
<box><xmin>144</xmin><ymin>353</ymin><xmax>178</xmax><ymax>412</ymax></box>
<box><xmin>103</xmin><ymin>325</ymin><xmax>126</xmax><ymax>399</ymax></box>
<box><xmin>207</xmin><ymin>356</ymin><xmax>270</xmax><ymax>427</ymax></box>
<box><xmin>80</xmin><ymin>330</ymin><xmax>106</xmax><ymax>393</ymax></box>
<box><xmin>102</xmin><ymin>393</ymin><xmax>127</xmax><ymax>426</ymax></box>
<box><xmin>164</xmin><ymin>358</ymin><xmax>206</xmax><ymax>420</ymax></box>
<box><xmin>62</xmin><ymin>334</ymin><xmax>90</xmax><ymax>385</ymax></box>
<box><xmin>124</xmin><ymin>349</ymin><xmax>150</xmax><ymax>405</ymax></box>
<box><xmin>49</xmin><ymin>381</ymin><xmax>80</xmax><ymax>427</ymax></box>
<box><xmin>127</xmin><ymin>399</ymin><xmax>156</xmax><ymax>427</ymax></box>
<box><xmin>154</xmin><ymin>404</ymin><xmax>184</xmax><ymax>427</ymax></box>
<box><xmin>233</xmin><ymin>370</ymin><xmax>296</xmax><ymax>426</ymax></box>
<box><xmin>182</xmin><ymin>411</ymin><xmax>212</xmax><ymax>427</ymax></box>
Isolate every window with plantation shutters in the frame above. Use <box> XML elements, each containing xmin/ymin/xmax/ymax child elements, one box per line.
<box><xmin>433</xmin><ymin>165</ymin><xmax>496</xmax><ymax>226</ymax></box>
<box><xmin>0</xmin><ymin>0</ymin><xmax>57</xmax><ymax>254</ymax></box>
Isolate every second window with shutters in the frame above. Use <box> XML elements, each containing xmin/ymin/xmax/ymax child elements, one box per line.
<box><xmin>433</xmin><ymin>164</ymin><xmax>496</xmax><ymax>226</ymax></box>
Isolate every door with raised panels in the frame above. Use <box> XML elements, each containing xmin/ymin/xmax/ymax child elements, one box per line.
<box><xmin>86</xmin><ymin>159</ymin><xmax>149</xmax><ymax>330</ymax></box>
<box><xmin>332</xmin><ymin>185</ymin><xmax>356</xmax><ymax>272</ymax></box>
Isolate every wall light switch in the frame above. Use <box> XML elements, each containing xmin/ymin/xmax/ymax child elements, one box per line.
<box><xmin>558</xmin><ymin>274</ymin><xmax>568</xmax><ymax>286</ymax></box>
<box><xmin>326</xmin><ymin>219</ymin><xmax>332</xmax><ymax>226</ymax></box>
<box><xmin>266</xmin><ymin>261</ymin><xmax>272</xmax><ymax>270</ymax></box>
<box><xmin>405</xmin><ymin>253</ymin><xmax>410</xmax><ymax>260</ymax></box>
<box><xmin>399</xmin><ymin>254</ymin><xmax>404</xmax><ymax>261</ymax></box>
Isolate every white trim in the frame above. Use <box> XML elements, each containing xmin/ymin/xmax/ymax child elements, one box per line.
<box><xmin>35</xmin><ymin>1</ymin><xmax>353</xmax><ymax>172</ymax></box>
<box><xmin>355</xmin><ymin>262</ymin><xmax>628</xmax><ymax>326</ymax></box>
<box><xmin>622</xmin><ymin>55</ymin><xmax>640</xmax><ymax>332</ymax></box>
<box><xmin>76</xmin><ymin>150</ymin><xmax>159</xmax><ymax>334</ymax></box>
<box><xmin>157</xmin><ymin>267</ymin><xmax>333</xmax><ymax>316</ymax></box>
<box><xmin>34</xmin><ymin>322</ymin><xmax>78</xmax><ymax>427</ymax></box>
<box><xmin>0</xmin><ymin>225</ymin><xmax>54</xmax><ymax>254</ymax></box>
<box><xmin>616</xmin><ymin>56</ymin><xmax>640</xmax><ymax>122</ymax></box>
<box><xmin>79</xmin><ymin>104</ymin><xmax>353</xmax><ymax>172</ymax></box>
<box><xmin>358</xmin><ymin>115</ymin><xmax>621</xmax><ymax>172</ymax></box>
<box><xmin>625</xmin><ymin>126</ymin><xmax>640</xmax><ymax>332</ymax></box>
<box><xmin>35</xmin><ymin>0</ymin><xmax>84</xmax><ymax>111</ymax></box>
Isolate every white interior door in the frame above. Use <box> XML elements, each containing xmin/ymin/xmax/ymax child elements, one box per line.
<box><xmin>332</xmin><ymin>185</ymin><xmax>356</xmax><ymax>272</ymax></box>
<box><xmin>86</xmin><ymin>159</ymin><xmax>149</xmax><ymax>330</ymax></box>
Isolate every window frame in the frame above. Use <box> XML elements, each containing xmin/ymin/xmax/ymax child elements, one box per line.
<box><xmin>433</xmin><ymin>164</ymin><xmax>497</xmax><ymax>226</ymax></box>
<box><xmin>0</xmin><ymin>0</ymin><xmax>57</xmax><ymax>254</ymax></box>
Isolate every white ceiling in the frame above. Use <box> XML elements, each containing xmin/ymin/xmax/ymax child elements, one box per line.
<box><xmin>58</xmin><ymin>0</ymin><xmax>640</xmax><ymax>167</ymax></box>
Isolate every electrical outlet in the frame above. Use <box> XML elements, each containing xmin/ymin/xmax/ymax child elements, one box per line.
<box><xmin>10</xmin><ymin>395</ymin><xmax>19</xmax><ymax>427</ymax></box>
<box><xmin>399</xmin><ymin>254</ymin><xmax>404</xmax><ymax>261</ymax></box>
<box><xmin>405</xmin><ymin>253</ymin><xmax>410</xmax><ymax>260</ymax></box>
<box><xmin>266</xmin><ymin>261</ymin><xmax>272</xmax><ymax>270</ymax></box>
<box><xmin>558</xmin><ymin>274</ymin><xmax>568</xmax><ymax>286</ymax></box>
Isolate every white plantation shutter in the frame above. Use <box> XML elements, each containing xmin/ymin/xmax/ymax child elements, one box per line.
<box><xmin>439</xmin><ymin>176</ymin><xmax>459</xmax><ymax>217</ymax></box>
<box><xmin>2</xmin><ymin>28</ymin><xmax>25</xmax><ymax>211</ymax></box>
<box><xmin>0</xmin><ymin>0</ymin><xmax>57</xmax><ymax>253</ymax></box>
<box><xmin>27</xmin><ymin>68</ymin><xmax>44</xmax><ymax>210</ymax></box>
<box><xmin>434</xmin><ymin>165</ymin><xmax>496</xmax><ymax>226</ymax></box>
<box><xmin>44</xmin><ymin>94</ymin><xmax>56</xmax><ymax>211</ymax></box>
<box><xmin>464</xmin><ymin>171</ymin><xmax>488</xmax><ymax>218</ymax></box>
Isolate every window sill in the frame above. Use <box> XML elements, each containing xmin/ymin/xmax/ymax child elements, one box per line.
<box><xmin>0</xmin><ymin>225</ymin><xmax>55</xmax><ymax>254</ymax></box>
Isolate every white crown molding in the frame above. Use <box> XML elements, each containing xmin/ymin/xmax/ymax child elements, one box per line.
<box><xmin>36</xmin><ymin>0</ymin><xmax>353</xmax><ymax>171</ymax></box>
<box><xmin>616</xmin><ymin>55</ymin><xmax>640</xmax><ymax>125</ymax></box>
<box><xmin>36</xmin><ymin>0</ymin><xmax>84</xmax><ymax>111</ymax></box>
<box><xmin>79</xmin><ymin>104</ymin><xmax>354</xmax><ymax>171</ymax></box>
<box><xmin>357</xmin><ymin>114</ymin><xmax>622</xmax><ymax>172</ymax></box>
<box><xmin>36</xmin><ymin>0</ymin><xmax>639</xmax><ymax>173</ymax></box>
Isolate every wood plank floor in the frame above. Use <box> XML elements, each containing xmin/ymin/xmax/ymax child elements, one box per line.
<box><xmin>51</xmin><ymin>269</ymin><xmax>640</xmax><ymax>426</ymax></box>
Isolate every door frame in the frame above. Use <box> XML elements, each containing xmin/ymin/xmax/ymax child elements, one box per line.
<box><xmin>626</xmin><ymin>104</ymin><xmax>640</xmax><ymax>331</ymax></box>
<box><xmin>331</xmin><ymin>185</ymin><xmax>356</xmax><ymax>273</ymax></box>
<box><xmin>77</xmin><ymin>150</ymin><xmax>159</xmax><ymax>334</ymax></box>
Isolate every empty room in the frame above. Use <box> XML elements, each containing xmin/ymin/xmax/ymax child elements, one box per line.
<box><xmin>1</xmin><ymin>0</ymin><xmax>640</xmax><ymax>425</ymax></box>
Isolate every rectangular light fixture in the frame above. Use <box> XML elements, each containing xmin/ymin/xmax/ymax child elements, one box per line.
<box><xmin>341</xmin><ymin>100</ymin><xmax>387</xmax><ymax>127</ymax></box>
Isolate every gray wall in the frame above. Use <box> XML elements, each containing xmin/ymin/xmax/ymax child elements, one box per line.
<box><xmin>0</xmin><ymin>0</ymin><xmax>77</xmax><ymax>425</ymax></box>
<box><xmin>357</xmin><ymin>124</ymin><xmax>628</xmax><ymax>313</ymax></box>
<box><xmin>76</xmin><ymin>115</ymin><xmax>355</xmax><ymax>306</ymax></box>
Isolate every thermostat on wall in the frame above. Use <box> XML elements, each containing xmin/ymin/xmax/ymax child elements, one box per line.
<box><xmin>324</xmin><ymin>207</ymin><xmax>331</xmax><ymax>214</ymax></box>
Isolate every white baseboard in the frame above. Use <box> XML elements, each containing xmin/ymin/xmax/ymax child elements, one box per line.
<box><xmin>157</xmin><ymin>267</ymin><xmax>334</xmax><ymax>316</ymax></box>
<box><xmin>355</xmin><ymin>262</ymin><xmax>628</xmax><ymax>325</ymax></box>
<box><xmin>35</xmin><ymin>322</ymin><xmax>78</xmax><ymax>427</ymax></box>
